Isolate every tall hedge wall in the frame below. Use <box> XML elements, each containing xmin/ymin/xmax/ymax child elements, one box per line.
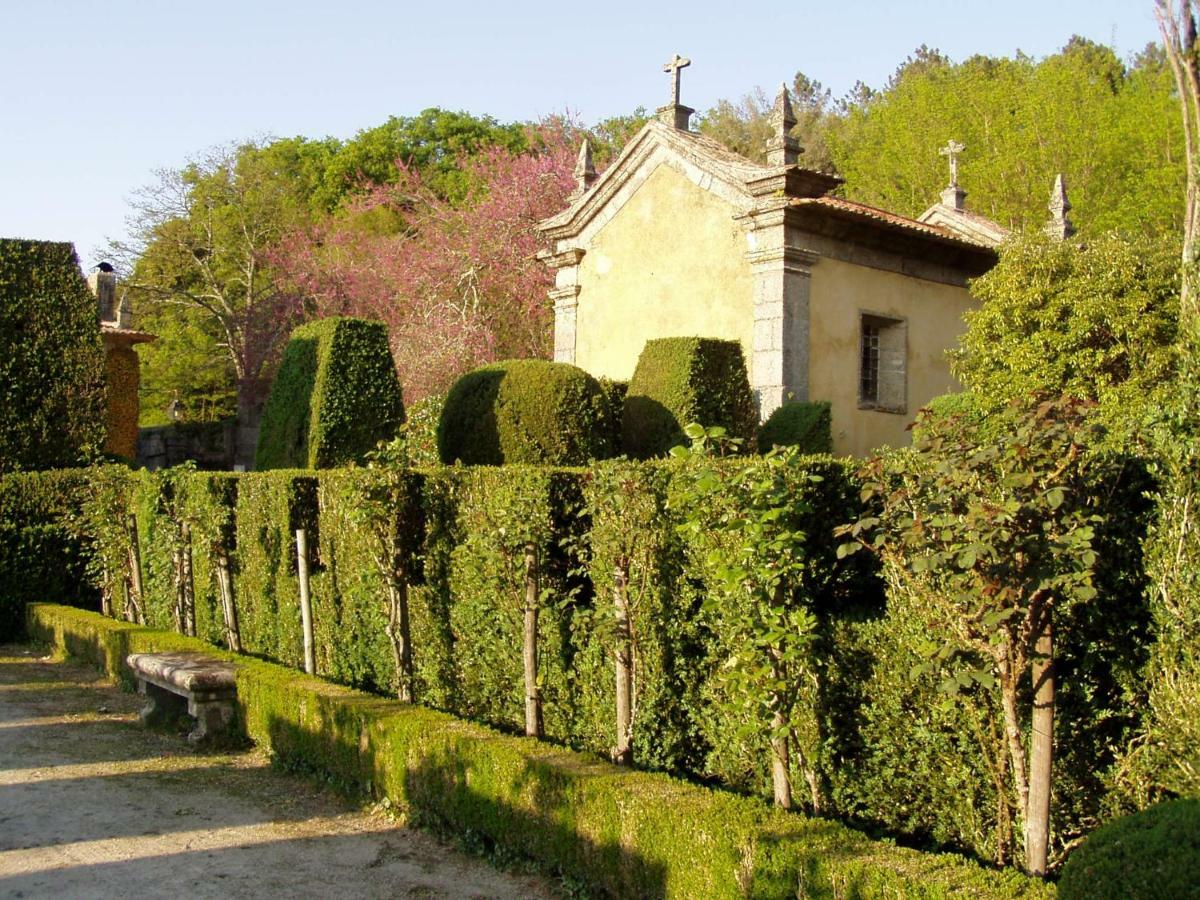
<box><xmin>622</xmin><ymin>337</ymin><xmax>756</xmax><ymax>458</ymax></box>
<box><xmin>0</xmin><ymin>239</ymin><xmax>107</xmax><ymax>473</ymax></box>
<box><xmin>2</xmin><ymin>455</ymin><xmax>1154</xmax><ymax>874</ymax></box>
<box><xmin>0</xmin><ymin>469</ymin><xmax>97</xmax><ymax>639</ymax></box>
<box><xmin>255</xmin><ymin>317</ymin><xmax>405</xmax><ymax>470</ymax></box>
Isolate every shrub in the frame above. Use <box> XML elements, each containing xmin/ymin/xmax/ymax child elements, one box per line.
<box><xmin>622</xmin><ymin>337</ymin><xmax>756</xmax><ymax>459</ymax></box>
<box><xmin>597</xmin><ymin>378</ymin><xmax>628</xmax><ymax>452</ymax></box>
<box><xmin>757</xmin><ymin>401</ymin><xmax>832</xmax><ymax>454</ymax></box>
<box><xmin>1058</xmin><ymin>799</ymin><xmax>1200</xmax><ymax>899</ymax></box>
<box><xmin>255</xmin><ymin>317</ymin><xmax>405</xmax><ymax>470</ymax></box>
<box><xmin>0</xmin><ymin>239</ymin><xmax>107</xmax><ymax>473</ymax></box>
<box><xmin>437</xmin><ymin>359</ymin><xmax>612</xmax><ymax>465</ymax></box>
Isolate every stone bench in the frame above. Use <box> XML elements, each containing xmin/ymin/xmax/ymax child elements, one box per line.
<box><xmin>126</xmin><ymin>652</ymin><xmax>237</xmax><ymax>743</ymax></box>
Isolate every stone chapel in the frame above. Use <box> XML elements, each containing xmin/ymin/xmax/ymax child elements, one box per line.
<box><xmin>537</xmin><ymin>56</ymin><xmax>1067</xmax><ymax>457</ymax></box>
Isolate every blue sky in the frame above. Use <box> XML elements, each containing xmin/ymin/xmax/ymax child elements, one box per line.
<box><xmin>1</xmin><ymin>0</ymin><xmax>1161</xmax><ymax>264</ymax></box>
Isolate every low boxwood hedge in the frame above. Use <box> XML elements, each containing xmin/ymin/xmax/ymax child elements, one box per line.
<box><xmin>27</xmin><ymin>603</ymin><xmax>1052</xmax><ymax>899</ymax></box>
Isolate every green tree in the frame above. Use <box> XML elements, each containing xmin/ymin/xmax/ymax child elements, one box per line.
<box><xmin>952</xmin><ymin>232</ymin><xmax>1179</xmax><ymax>448</ymax></box>
<box><xmin>839</xmin><ymin>396</ymin><xmax>1106</xmax><ymax>875</ymax></box>
<box><xmin>317</xmin><ymin>108</ymin><xmax>528</xmax><ymax>208</ymax></box>
<box><xmin>118</xmin><ymin>138</ymin><xmax>336</xmax><ymax>461</ymax></box>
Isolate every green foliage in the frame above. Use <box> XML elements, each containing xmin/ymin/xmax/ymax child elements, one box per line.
<box><xmin>437</xmin><ymin>359</ymin><xmax>612</xmax><ymax>465</ymax></box>
<box><xmin>0</xmin><ymin>240</ymin><xmax>107</xmax><ymax>473</ymax></box>
<box><xmin>757</xmin><ymin>401</ymin><xmax>832</xmax><ymax>454</ymax></box>
<box><xmin>596</xmin><ymin>378</ymin><xmax>628</xmax><ymax>454</ymax></box>
<box><xmin>137</xmin><ymin>303</ymin><xmax>237</xmax><ymax>426</ymax></box>
<box><xmin>825</xmin><ymin>42</ymin><xmax>1184</xmax><ymax>236</ymax></box>
<box><xmin>673</xmin><ymin>428</ymin><xmax>831</xmax><ymax>808</ymax></box>
<box><xmin>317</xmin><ymin>109</ymin><xmax>529</xmax><ymax>209</ymax></box>
<box><xmin>0</xmin><ymin>469</ymin><xmax>98</xmax><ymax>639</ymax></box>
<box><xmin>1117</xmin><ymin>338</ymin><xmax>1200</xmax><ymax>804</ymax></box>
<box><xmin>28</xmin><ymin>602</ymin><xmax>1054</xmax><ymax>899</ymax></box>
<box><xmin>1058</xmin><ymin>799</ymin><xmax>1200</xmax><ymax>900</ymax></box>
<box><xmin>622</xmin><ymin>338</ymin><xmax>756</xmax><ymax>459</ymax></box>
<box><xmin>255</xmin><ymin>317</ymin><xmax>405</xmax><ymax>470</ymax></box>
<box><xmin>398</xmin><ymin>393</ymin><xmax>445</xmax><ymax>468</ymax></box>
<box><xmin>838</xmin><ymin>396</ymin><xmax>1151</xmax><ymax>865</ymax></box>
<box><xmin>955</xmin><ymin>233</ymin><xmax>1179</xmax><ymax>449</ymax></box>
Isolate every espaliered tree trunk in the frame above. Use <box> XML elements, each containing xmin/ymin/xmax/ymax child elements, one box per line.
<box><xmin>612</xmin><ymin>557</ymin><xmax>634</xmax><ymax>765</ymax></box>
<box><xmin>523</xmin><ymin>542</ymin><xmax>543</xmax><ymax>739</ymax></box>
<box><xmin>1027</xmin><ymin>614</ymin><xmax>1055</xmax><ymax>876</ymax></box>
<box><xmin>385</xmin><ymin>577</ymin><xmax>414</xmax><ymax>703</ymax></box>
<box><xmin>126</xmin><ymin>513</ymin><xmax>145</xmax><ymax>624</ymax></box>
<box><xmin>216</xmin><ymin>545</ymin><xmax>241</xmax><ymax>653</ymax></box>
<box><xmin>181</xmin><ymin>522</ymin><xmax>196</xmax><ymax>637</ymax></box>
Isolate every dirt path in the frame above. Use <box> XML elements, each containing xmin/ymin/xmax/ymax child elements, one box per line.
<box><xmin>0</xmin><ymin>645</ymin><xmax>554</xmax><ymax>899</ymax></box>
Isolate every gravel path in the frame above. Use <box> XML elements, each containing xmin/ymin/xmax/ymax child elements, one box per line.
<box><xmin>0</xmin><ymin>645</ymin><xmax>554</xmax><ymax>899</ymax></box>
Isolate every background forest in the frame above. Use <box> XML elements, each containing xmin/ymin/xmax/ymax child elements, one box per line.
<box><xmin>118</xmin><ymin>37</ymin><xmax>1182</xmax><ymax>434</ymax></box>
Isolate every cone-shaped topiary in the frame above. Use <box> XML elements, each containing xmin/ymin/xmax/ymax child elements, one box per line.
<box><xmin>622</xmin><ymin>337</ymin><xmax>756</xmax><ymax>459</ymax></box>
<box><xmin>437</xmin><ymin>359</ymin><xmax>613</xmax><ymax>465</ymax></box>
<box><xmin>255</xmin><ymin>317</ymin><xmax>405</xmax><ymax>470</ymax></box>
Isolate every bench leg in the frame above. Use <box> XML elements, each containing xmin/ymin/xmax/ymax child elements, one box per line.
<box><xmin>137</xmin><ymin>679</ymin><xmax>187</xmax><ymax>728</ymax></box>
<box><xmin>187</xmin><ymin>698</ymin><xmax>235</xmax><ymax>744</ymax></box>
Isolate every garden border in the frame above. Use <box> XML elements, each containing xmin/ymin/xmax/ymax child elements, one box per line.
<box><xmin>27</xmin><ymin>602</ymin><xmax>1052</xmax><ymax>899</ymax></box>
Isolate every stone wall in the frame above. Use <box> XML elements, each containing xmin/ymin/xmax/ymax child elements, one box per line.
<box><xmin>138</xmin><ymin>420</ymin><xmax>237</xmax><ymax>471</ymax></box>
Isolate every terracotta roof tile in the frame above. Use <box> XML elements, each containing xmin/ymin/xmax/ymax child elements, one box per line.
<box><xmin>790</xmin><ymin>197</ymin><xmax>995</xmax><ymax>250</ymax></box>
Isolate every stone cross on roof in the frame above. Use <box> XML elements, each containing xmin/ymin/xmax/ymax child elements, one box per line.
<box><xmin>663</xmin><ymin>53</ymin><xmax>691</xmax><ymax>106</ymax></box>
<box><xmin>939</xmin><ymin>139</ymin><xmax>966</xmax><ymax>187</ymax></box>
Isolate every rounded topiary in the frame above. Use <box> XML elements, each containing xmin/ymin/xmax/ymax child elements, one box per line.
<box><xmin>622</xmin><ymin>337</ymin><xmax>756</xmax><ymax>459</ymax></box>
<box><xmin>758</xmin><ymin>401</ymin><xmax>832</xmax><ymax>454</ymax></box>
<box><xmin>437</xmin><ymin>359</ymin><xmax>613</xmax><ymax>465</ymax></box>
<box><xmin>1058</xmin><ymin>799</ymin><xmax>1200</xmax><ymax>900</ymax></box>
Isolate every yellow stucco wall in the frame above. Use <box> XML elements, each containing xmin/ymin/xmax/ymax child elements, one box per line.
<box><xmin>808</xmin><ymin>257</ymin><xmax>976</xmax><ymax>457</ymax></box>
<box><xmin>575</xmin><ymin>163</ymin><xmax>754</xmax><ymax>380</ymax></box>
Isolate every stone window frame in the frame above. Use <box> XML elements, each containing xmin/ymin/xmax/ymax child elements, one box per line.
<box><xmin>857</xmin><ymin>311</ymin><xmax>907</xmax><ymax>414</ymax></box>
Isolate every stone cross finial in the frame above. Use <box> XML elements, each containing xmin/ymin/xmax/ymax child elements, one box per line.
<box><xmin>571</xmin><ymin>139</ymin><xmax>597</xmax><ymax>198</ymax></box>
<box><xmin>663</xmin><ymin>53</ymin><xmax>691</xmax><ymax>106</ymax></box>
<box><xmin>766</xmin><ymin>83</ymin><xmax>801</xmax><ymax>166</ymax></box>
<box><xmin>1045</xmin><ymin>173</ymin><xmax>1076</xmax><ymax>241</ymax></box>
<box><xmin>939</xmin><ymin>139</ymin><xmax>966</xmax><ymax>187</ymax></box>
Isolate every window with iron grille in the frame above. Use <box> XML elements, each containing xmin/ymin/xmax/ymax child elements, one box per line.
<box><xmin>858</xmin><ymin>313</ymin><xmax>907</xmax><ymax>413</ymax></box>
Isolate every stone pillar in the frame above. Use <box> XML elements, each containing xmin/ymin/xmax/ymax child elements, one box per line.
<box><xmin>537</xmin><ymin>247</ymin><xmax>585</xmax><ymax>365</ymax></box>
<box><xmin>551</xmin><ymin>286</ymin><xmax>580</xmax><ymax>364</ymax></box>
<box><xmin>746</xmin><ymin>236</ymin><xmax>816</xmax><ymax>421</ymax></box>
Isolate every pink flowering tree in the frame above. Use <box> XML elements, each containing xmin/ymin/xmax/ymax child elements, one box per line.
<box><xmin>270</xmin><ymin>123</ymin><xmax>580</xmax><ymax>399</ymax></box>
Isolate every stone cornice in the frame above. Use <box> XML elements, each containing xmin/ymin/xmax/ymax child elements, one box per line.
<box><xmin>549</xmin><ymin>285</ymin><xmax>582</xmax><ymax>306</ymax></box>
<box><xmin>537</xmin><ymin>248</ymin><xmax>586</xmax><ymax>270</ymax></box>
<box><xmin>745</xmin><ymin>246</ymin><xmax>818</xmax><ymax>273</ymax></box>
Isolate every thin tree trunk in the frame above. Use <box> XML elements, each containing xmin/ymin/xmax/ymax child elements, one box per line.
<box><xmin>126</xmin><ymin>514</ymin><xmax>145</xmax><ymax>625</ymax></box>
<box><xmin>523</xmin><ymin>542</ymin><xmax>543</xmax><ymax>739</ymax></box>
<box><xmin>172</xmin><ymin>540</ymin><xmax>185</xmax><ymax>634</ymax></box>
<box><xmin>297</xmin><ymin>528</ymin><xmax>315</xmax><ymax>675</ymax></box>
<box><xmin>385</xmin><ymin>578</ymin><xmax>415</xmax><ymax>703</ymax></box>
<box><xmin>100</xmin><ymin>572</ymin><xmax>112</xmax><ymax>618</ymax></box>
<box><xmin>613</xmin><ymin>557</ymin><xmax>633</xmax><ymax>765</ymax></box>
<box><xmin>1026</xmin><ymin>616</ymin><xmax>1055</xmax><ymax>876</ymax></box>
<box><xmin>216</xmin><ymin>548</ymin><xmax>242</xmax><ymax>653</ymax></box>
<box><xmin>770</xmin><ymin>696</ymin><xmax>793</xmax><ymax>809</ymax></box>
<box><xmin>181</xmin><ymin>523</ymin><xmax>196</xmax><ymax>637</ymax></box>
<box><xmin>998</xmin><ymin>657</ymin><xmax>1031</xmax><ymax>861</ymax></box>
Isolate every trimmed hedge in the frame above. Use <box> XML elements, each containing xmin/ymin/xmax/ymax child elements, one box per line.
<box><xmin>256</xmin><ymin>317</ymin><xmax>405</xmax><ymax>470</ymax></box>
<box><xmin>0</xmin><ymin>469</ymin><xmax>97</xmax><ymax>639</ymax></box>
<box><xmin>6</xmin><ymin>454</ymin><xmax>1154</xmax><ymax>874</ymax></box>
<box><xmin>437</xmin><ymin>359</ymin><xmax>612</xmax><ymax>465</ymax></box>
<box><xmin>1058</xmin><ymin>799</ymin><xmax>1200</xmax><ymax>899</ymax></box>
<box><xmin>622</xmin><ymin>338</ymin><xmax>756</xmax><ymax>459</ymax></box>
<box><xmin>0</xmin><ymin>239</ymin><xmax>107</xmax><ymax>473</ymax></box>
<box><xmin>758</xmin><ymin>401</ymin><xmax>832</xmax><ymax>454</ymax></box>
<box><xmin>28</xmin><ymin>603</ymin><xmax>1052</xmax><ymax>899</ymax></box>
